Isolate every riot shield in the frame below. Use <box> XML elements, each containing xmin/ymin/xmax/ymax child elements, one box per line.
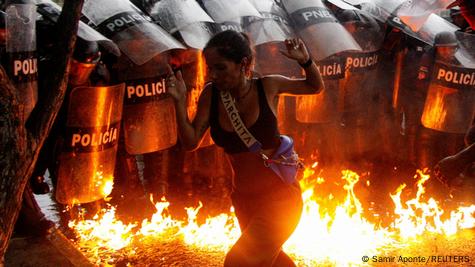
<box><xmin>358</xmin><ymin>2</ymin><xmax>391</xmax><ymax>23</ymax></box>
<box><xmin>327</xmin><ymin>0</ymin><xmax>358</xmax><ymax>10</ymax></box>
<box><xmin>421</xmin><ymin>60</ymin><xmax>475</xmax><ymax>134</ymax></box>
<box><xmin>339</xmin><ymin>13</ymin><xmax>384</xmax><ymax>160</ymax></box>
<box><xmin>82</xmin><ymin>0</ymin><xmax>184</xmax><ymax>65</ymax></box>
<box><xmin>201</xmin><ymin>0</ymin><xmax>261</xmax><ymax>32</ymax></box>
<box><xmin>370</xmin><ymin>0</ymin><xmax>405</xmax><ymax>14</ymax></box>
<box><xmin>343</xmin><ymin>0</ymin><xmax>368</xmax><ymax>4</ymax></box>
<box><xmin>353</xmin><ymin>0</ymin><xmax>405</xmax><ymax>16</ymax></box>
<box><xmin>408</xmin><ymin>14</ymin><xmax>459</xmax><ymax>45</ymax></box>
<box><xmin>340</xmin><ymin>9</ymin><xmax>384</xmax><ymax>117</ymax></box>
<box><xmin>253</xmin><ymin>43</ymin><xmax>303</xmax><ymax>78</ymax></box>
<box><xmin>56</xmin><ymin>83</ymin><xmax>125</xmax><ymax>204</ymax></box>
<box><xmin>357</xmin><ymin>0</ymin><xmax>459</xmax><ymax>46</ymax></box>
<box><xmin>150</xmin><ymin>0</ymin><xmax>215</xmax><ymax>49</ymax></box>
<box><xmin>281</xmin><ymin>0</ymin><xmax>361</xmax><ymax>60</ymax></box>
<box><xmin>36</xmin><ymin>0</ymin><xmax>120</xmax><ymax>56</ymax></box>
<box><xmin>245</xmin><ymin>0</ymin><xmax>301</xmax><ymax>78</ymax></box>
<box><xmin>456</xmin><ymin>31</ymin><xmax>475</xmax><ymax>65</ymax></box>
<box><xmin>118</xmin><ymin>52</ymin><xmax>178</xmax><ymax>154</ymax></box>
<box><xmin>397</xmin><ymin>0</ymin><xmax>454</xmax><ymax>31</ymax></box>
<box><xmin>356</xmin><ymin>0</ymin><xmax>405</xmax><ymax>24</ymax></box>
<box><xmin>296</xmin><ymin>55</ymin><xmax>345</xmax><ymax>123</ymax></box>
<box><xmin>181</xmin><ymin>51</ymin><xmax>214</xmax><ymax>147</ymax></box>
<box><xmin>246</xmin><ymin>0</ymin><xmax>294</xmax><ymax>45</ymax></box>
<box><xmin>6</xmin><ymin>1</ymin><xmax>37</xmax><ymax>120</ymax></box>
<box><xmin>294</xmin><ymin>55</ymin><xmax>347</xmax><ymax>163</ymax></box>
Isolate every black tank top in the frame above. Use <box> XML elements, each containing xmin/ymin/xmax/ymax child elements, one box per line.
<box><xmin>209</xmin><ymin>79</ymin><xmax>280</xmax><ymax>154</ymax></box>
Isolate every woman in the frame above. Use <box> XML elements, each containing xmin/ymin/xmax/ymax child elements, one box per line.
<box><xmin>167</xmin><ymin>30</ymin><xmax>324</xmax><ymax>266</ymax></box>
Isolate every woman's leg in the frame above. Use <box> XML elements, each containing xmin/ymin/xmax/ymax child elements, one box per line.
<box><xmin>272</xmin><ymin>250</ymin><xmax>296</xmax><ymax>267</ymax></box>
<box><xmin>224</xmin><ymin>184</ymin><xmax>302</xmax><ymax>266</ymax></box>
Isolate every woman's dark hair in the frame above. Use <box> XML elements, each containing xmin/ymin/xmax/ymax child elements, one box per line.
<box><xmin>204</xmin><ymin>30</ymin><xmax>253</xmax><ymax>64</ymax></box>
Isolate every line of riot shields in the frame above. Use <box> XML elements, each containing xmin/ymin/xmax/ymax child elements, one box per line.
<box><xmin>3</xmin><ymin>0</ymin><xmax>474</xmax><ymax>222</ymax></box>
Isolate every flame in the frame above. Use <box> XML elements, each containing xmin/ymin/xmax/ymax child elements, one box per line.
<box><xmin>421</xmin><ymin>86</ymin><xmax>449</xmax><ymax>130</ymax></box>
<box><xmin>392</xmin><ymin>50</ymin><xmax>404</xmax><ymax>109</ymax></box>
<box><xmin>284</xmin><ymin>170</ymin><xmax>394</xmax><ymax>266</ymax></box>
<box><xmin>68</xmin><ymin>207</ymin><xmax>137</xmax><ymax>263</ymax></box>
<box><xmin>68</xmin><ymin>164</ymin><xmax>475</xmax><ymax>265</ymax></box>
<box><xmin>391</xmin><ymin>169</ymin><xmax>475</xmax><ymax>238</ymax></box>
<box><xmin>187</xmin><ymin>51</ymin><xmax>206</xmax><ymax>120</ymax></box>
<box><xmin>100</xmin><ymin>177</ymin><xmax>114</xmax><ymax>196</ymax></box>
<box><xmin>179</xmin><ymin>203</ymin><xmax>240</xmax><ymax>251</ymax></box>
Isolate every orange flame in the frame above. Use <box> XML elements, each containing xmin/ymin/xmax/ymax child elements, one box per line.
<box><xmin>68</xmin><ymin>164</ymin><xmax>475</xmax><ymax>265</ymax></box>
<box><xmin>187</xmin><ymin>51</ymin><xmax>206</xmax><ymax>120</ymax></box>
<box><xmin>421</xmin><ymin>86</ymin><xmax>449</xmax><ymax>130</ymax></box>
<box><xmin>391</xmin><ymin>169</ymin><xmax>475</xmax><ymax>238</ymax></box>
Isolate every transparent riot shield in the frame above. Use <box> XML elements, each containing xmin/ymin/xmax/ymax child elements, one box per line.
<box><xmin>397</xmin><ymin>0</ymin><xmax>454</xmax><ymax>31</ymax></box>
<box><xmin>296</xmin><ymin>55</ymin><xmax>345</xmax><ymax>123</ymax></box>
<box><xmin>150</xmin><ymin>0</ymin><xmax>215</xmax><ymax>49</ymax></box>
<box><xmin>253</xmin><ymin>43</ymin><xmax>303</xmax><ymax>78</ymax></box>
<box><xmin>36</xmin><ymin>0</ymin><xmax>120</xmax><ymax>57</ymax></box>
<box><xmin>341</xmin><ymin>50</ymin><xmax>381</xmax><ymax>117</ymax></box>
<box><xmin>327</xmin><ymin>0</ymin><xmax>358</xmax><ymax>10</ymax></box>
<box><xmin>407</xmin><ymin>14</ymin><xmax>459</xmax><ymax>45</ymax></box>
<box><xmin>343</xmin><ymin>0</ymin><xmax>369</xmax><ymax>4</ymax></box>
<box><xmin>202</xmin><ymin>0</ymin><xmax>261</xmax><ymax>23</ymax></box>
<box><xmin>340</xmin><ymin>10</ymin><xmax>384</xmax><ymax>116</ymax></box>
<box><xmin>295</xmin><ymin>55</ymin><xmax>347</xmax><ymax>163</ymax></box>
<box><xmin>281</xmin><ymin>0</ymin><xmax>361</xmax><ymax>60</ymax></box>
<box><xmin>246</xmin><ymin>0</ymin><xmax>293</xmax><ymax>45</ymax></box>
<box><xmin>370</xmin><ymin>0</ymin><xmax>405</xmax><ymax>14</ymax></box>
<box><xmin>56</xmin><ymin>83</ymin><xmax>125</xmax><ymax>204</ymax></box>
<box><xmin>456</xmin><ymin>31</ymin><xmax>475</xmax><ymax>65</ymax></box>
<box><xmin>358</xmin><ymin>2</ymin><xmax>391</xmax><ymax>23</ymax></box>
<box><xmin>201</xmin><ymin>0</ymin><xmax>261</xmax><ymax>32</ymax></box>
<box><xmin>181</xmin><ymin>51</ymin><xmax>214</xmax><ymax>147</ymax></box>
<box><xmin>421</xmin><ymin>60</ymin><xmax>475</xmax><ymax>134</ymax></box>
<box><xmin>82</xmin><ymin>0</ymin><xmax>184</xmax><ymax>65</ymax></box>
<box><xmin>118</xmin><ymin>52</ymin><xmax>178</xmax><ymax>154</ymax></box>
<box><xmin>328</xmin><ymin>0</ymin><xmax>357</xmax><ymax>10</ymax></box>
<box><xmin>6</xmin><ymin>1</ymin><xmax>37</xmax><ymax>120</ymax></box>
<box><xmin>356</xmin><ymin>0</ymin><xmax>405</xmax><ymax>24</ymax></box>
<box><xmin>357</xmin><ymin>0</ymin><xmax>459</xmax><ymax>46</ymax></box>
<box><xmin>77</xmin><ymin>21</ymin><xmax>121</xmax><ymax>57</ymax></box>
<box><xmin>339</xmin><ymin>13</ymin><xmax>385</xmax><ymax>160</ymax></box>
<box><xmin>245</xmin><ymin>0</ymin><xmax>301</xmax><ymax>78</ymax></box>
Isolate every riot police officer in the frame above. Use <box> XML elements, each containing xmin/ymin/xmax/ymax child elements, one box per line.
<box><xmin>417</xmin><ymin>31</ymin><xmax>467</xmax><ymax>168</ymax></box>
<box><xmin>394</xmin><ymin>33</ymin><xmax>432</xmax><ymax>169</ymax></box>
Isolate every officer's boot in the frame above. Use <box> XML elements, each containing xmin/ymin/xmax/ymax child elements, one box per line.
<box><xmin>143</xmin><ymin>150</ymin><xmax>169</xmax><ymax>199</ymax></box>
<box><xmin>112</xmin><ymin>142</ymin><xmax>154</xmax><ymax>220</ymax></box>
<box><xmin>182</xmin><ymin>151</ymin><xmax>196</xmax><ymax>197</ymax></box>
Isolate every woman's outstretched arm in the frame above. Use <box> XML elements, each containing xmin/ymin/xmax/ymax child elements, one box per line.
<box><xmin>166</xmin><ymin>66</ymin><xmax>211</xmax><ymax>151</ymax></box>
<box><xmin>263</xmin><ymin>38</ymin><xmax>325</xmax><ymax>97</ymax></box>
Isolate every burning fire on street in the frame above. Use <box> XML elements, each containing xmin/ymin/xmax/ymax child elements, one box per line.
<box><xmin>66</xmin><ymin>163</ymin><xmax>475</xmax><ymax>266</ymax></box>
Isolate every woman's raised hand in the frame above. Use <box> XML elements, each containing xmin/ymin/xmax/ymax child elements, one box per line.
<box><xmin>281</xmin><ymin>38</ymin><xmax>311</xmax><ymax>65</ymax></box>
<box><xmin>165</xmin><ymin>64</ymin><xmax>187</xmax><ymax>103</ymax></box>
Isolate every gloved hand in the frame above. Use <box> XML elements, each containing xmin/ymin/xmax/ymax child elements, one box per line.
<box><xmin>434</xmin><ymin>155</ymin><xmax>466</xmax><ymax>187</ymax></box>
<box><xmin>448</xmin><ymin>0</ymin><xmax>475</xmax><ymax>30</ymax></box>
